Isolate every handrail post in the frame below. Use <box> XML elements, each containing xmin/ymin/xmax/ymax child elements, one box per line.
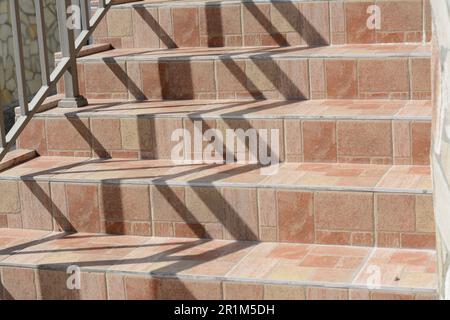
<box><xmin>35</xmin><ymin>0</ymin><xmax>50</xmax><ymax>87</ymax></box>
<box><xmin>0</xmin><ymin>108</ymin><xmax>6</xmax><ymax>149</ymax></box>
<box><xmin>56</xmin><ymin>0</ymin><xmax>87</xmax><ymax>108</ymax></box>
<box><xmin>0</xmin><ymin>0</ymin><xmax>113</xmax><ymax>160</ymax></box>
<box><xmin>10</xmin><ymin>0</ymin><xmax>29</xmax><ymax>116</ymax></box>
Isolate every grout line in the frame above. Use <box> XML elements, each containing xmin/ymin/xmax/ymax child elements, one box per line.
<box><xmin>149</xmin><ymin>185</ymin><xmax>156</xmax><ymax>237</ymax></box>
<box><xmin>327</xmin><ymin>1</ymin><xmax>332</xmax><ymax>45</ymax></box>
<box><xmin>373</xmin><ymin>192</ymin><xmax>379</xmax><ymax>246</ymax></box>
<box><xmin>422</xmin><ymin>0</ymin><xmax>426</xmax><ymax>44</ymax></box>
<box><xmin>356</xmin><ymin>58</ymin><xmax>360</xmax><ymax>99</ymax></box>
<box><xmin>307</xmin><ymin>59</ymin><xmax>312</xmax><ymax>99</ymax></box>
<box><xmin>408</xmin><ymin>57</ymin><xmax>413</xmax><ymax>100</ymax></box>
<box><xmin>409</xmin><ymin>120</ymin><xmax>413</xmax><ymax>160</ymax></box>
<box><xmin>213</xmin><ymin>60</ymin><xmax>219</xmax><ymax>100</ymax></box>
<box><xmin>239</xmin><ymin>4</ymin><xmax>244</xmax><ymax>47</ymax></box>
<box><xmin>256</xmin><ymin>188</ymin><xmax>262</xmax><ymax>241</ymax></box>
<box><xmin>390</xmin><ymin>119</ymin><xmax>395</xmax><ymax>164</ymax></box>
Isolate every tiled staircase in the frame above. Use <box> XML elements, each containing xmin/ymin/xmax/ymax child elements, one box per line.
<box><xmin>0</xmin><ymin>0</ymin><xmax>437</xmax><ymax>300</ymax></box>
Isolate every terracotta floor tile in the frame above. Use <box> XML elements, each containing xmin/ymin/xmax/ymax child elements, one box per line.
<box><xmin>0</xmin><ymin>232</ymin><xmax>54</xmax><ymax>262</ymax></box>
<box><xmin>0</xmin><ymin>228</ymin><xmax>53</xmax><ymax>240</ymax></box>
<box><xmin>0</xmin><ymin>157</ymin><xmax>89</xmax><ymax>180</ymax></box>
<box><xmin>0</xmin><ymin>228</ymin><xmax>437</xmax><ymax>296</ymax></box>
<box><xmin>2</xmin><ymin>233</ymin><xmax>148</xmax><ymax>270</ymax></box>
<box><xmin>82</xmin><ymin>44</ymin><xmax>429</xmax><ymax>61</ymax></box>
<box><xmin>309</xmin><ymin>245</ymin><xmax>371</xmax><ymax>257</ymax></box>
<box><xmin>229</xmin><ymin>242</ymin><xmax>370</xmax><ymax>285</ymax></box>
<box><xmin>227</xmin><ymin>256</ymin><xmax>279</xmax><ymax>279</ymax></box>
<box><xmin>300</xmin><ymin>255</ymin><xmax>341</xmax><ymax>268</ymax></box>
<box><xmin>264</xmin><ymin>265</ymin><xmax>317</xmax><ymax>282</ymax></box>
<box><xmin>109</xmin><ymin>237</ymin><xmax>254</xmax><ymax>276</ymax></box>
<box><xmin>376</xmin><ymin>165</ymin><xmax>432</xmax><ymax>191</ymax></box>
<box><xmin>309</xmin><ymin>268</ymin><xmax>356</xmax><ymax>284</ymax></box>
<box><xmin>267</xmin><ymin>244</ymin><xmax>312</xmax><ymax>260</ymax></box>
<box><xmin>43</xmin><ymin>99</ymin><xmax>428</xmax><ymax>121</ymax></box>
<box><xmin>354</xmin><ymin>248</ymin><xmax>436</xmax><ymax>290</ymax></box>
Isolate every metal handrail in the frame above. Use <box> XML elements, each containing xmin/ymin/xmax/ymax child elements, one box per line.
<box><xmin>0</xmin><ymin>0</ymin><xmax>113</xmax><ymax>160</ymax></box>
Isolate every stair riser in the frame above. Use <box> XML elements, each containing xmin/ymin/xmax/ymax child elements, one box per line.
<box><xmin>0</xmin><ymin>266</ymin><xmax>437</xmax><ymax>300</ymax></box>
<box><xmin>61</xmin><ymin>57</ymin><xmax>431</xmax><ymax>101</ymax></box>
<box><xmin>0</xmin><ymin>180</ymin><xmax>435</xmax><ymax>249</ymax></box>
<box><xmin>17</xmin><ymin>117</ymin><xmax>431</xmax><ymax>165</ymax></box>
<box><xmin>94</xmin><ymin>0</ymin><xmax>431</xmax><ymax>48</ymax></box>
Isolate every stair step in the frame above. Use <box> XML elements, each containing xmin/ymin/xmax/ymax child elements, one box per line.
<box><xmin>18</xmin><ymin>99</ymin><xmax>432</xmax><ymax>165</ymax></box>
<box><xmin>94</xmin><ymin>0</ymin><xmax>432</xmax><ymax>48</ymax></box>
<box><xmin>0</xmin><ymin>149</ymin><xmax>37</xmax><ymax>172</ymax></box>
<box><xmin>0</xmin><ymin>157</ymin><xmax>435</xmax><ymax>248</ymax></box>
<box><xmin>64</xmin><ymin>44</ymin><xmax>431</xmax><ymax>101</ymax></box>
<box><xmin>0</xmin><ymin>228</ymin><xmax>437</xmax><ymax>300</ymax></box>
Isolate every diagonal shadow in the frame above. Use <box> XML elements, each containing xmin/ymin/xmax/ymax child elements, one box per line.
<box><xmin>3</xmin><ymin>0</ymin><xmax>336</xmax><ymax>299</ymax></box>
<box><xmin>0</xmin><ymin>283</ymin><xmax>13</xmax><ymax>300</ymax></box>
<box><xmin>271</xmin><ymin>0</ymin><xmax>328</xmax><ymax>46</ymax></box>
<box><xmin>0</xmin><ymin>232</ymin><xmax>67</xmax><ymax>257</ymax></box>
<box><xmin>22</xmin><ymin>180</ymin><xmax>76</xmax><ymax>232</ymax></box>
<box><xmin>131</xmin><ymin>1</ymin><xmax>328</xmax><ymax>48</ymax></box>
<box><xmin>135</xmin><ymin>5</ymin><xmax>178</xmax><ymax>49</ymax></box>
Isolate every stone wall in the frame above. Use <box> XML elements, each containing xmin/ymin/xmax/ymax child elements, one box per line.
<box><xmin>431</xmin><ymin>0</ymin><xmax>450</xmax><ymax>300</ymax></box>
<box><xmin>0</xmin><ymin>0</ymin><xmax>59</xmax><ymax>129</ymax></box>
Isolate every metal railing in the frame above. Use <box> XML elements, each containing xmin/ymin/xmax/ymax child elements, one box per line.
<box><xmin>0</xmin><ymin>0</ymin><xmax>113</xmax><ymax>160</ymax></box>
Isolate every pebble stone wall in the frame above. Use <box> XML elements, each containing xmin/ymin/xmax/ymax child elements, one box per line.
<box><xmin>0</xmin><ymin>0</ymin><xmax>59</xmax><ymax>130</ymax></box>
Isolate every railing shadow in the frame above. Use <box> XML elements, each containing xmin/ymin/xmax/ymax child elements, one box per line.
<box><xmin>1</xmin><ymin>0</ymin><xmax>333</xmax><ymax>299</ymax></box>
<box><xmin>135</xmin><ymin>5</ymin><xmax>178</xmax><ymax>49</ymax></box>
<box><xmin>130</xmin><ymin>0</ymin><xmax>328</xmax><ymax>48</ymax></box>
<box><xmin>0</xmin><ymin>284</ymin><xmax>13</xmax><ymax>300</ymax></box>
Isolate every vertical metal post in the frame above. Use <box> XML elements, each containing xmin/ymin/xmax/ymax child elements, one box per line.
<box><xmin>80</xmin><ymin>0</ymin><xmax>90</xmax><ymax>31</ymax></box>
<box><xmin>9</xmin><ymin>0</ymin><xmax>29</xmax><ymax>116</ymax></box>
<box><xmin>0</xmin><ymin>107</ymin><xmax>6</xmax><ymax>148</ymax></box>
<box><xmin>35</xmin><ymin>0</ymin><xmax>50</xmax><ymax>86</ymax></box>
<box><xmin>57</xmin><ymin>0</ymin><xmax>87</xmax><ymax>108</ymax></box>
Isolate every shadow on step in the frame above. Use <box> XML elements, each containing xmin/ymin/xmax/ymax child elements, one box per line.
<box><xmin>1</xmin><ymin>230</ymin><xmax>255</xmax><ymax>299</ymax></box>
<box><xmin>6</xmin><ymin>1</ymin><xmax>329</xmax><ymax>298</ymax></box>
<box><xmin>14</xmin><ymin>123</ymin><xmax>275</xmax><ymax>300</ymax></box>
<box><xmin>94</xmin><ymin>1</ymin><xmax>325</xmax><ymax>101</ymax></box>
<box><xmin>134</xmin><ymin>0</ymin><xmax>328</xmax><ymax>48</ymax></box>
<box><xmin>101</xmin><ymin>47</ymin><xmax>311</xmax><ymax>101</ymax></box>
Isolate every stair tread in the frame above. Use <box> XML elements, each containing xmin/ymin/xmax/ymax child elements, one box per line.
<box><xmin>78</xmin><ymin>43</ymin><xmax>431</xmax><ymax>61</ymax></box>
<box><xmin>0</xmin><ymin>156</ymin><xmax>431</xmax><ymax>194</ymax></box>
<box><xmin>113</xmin><ymin>0</ymin><xmax>358</xmax><ymax>7</ymax></box>
<box><xmin>34</xmin><ymin>99</ymin><xmax>432</xmax><ymax>121</ymax></box>
<box><xmin>0</xmin><ymin>228</ymin><xmax>436</xmax><ymax>293</ymax></box>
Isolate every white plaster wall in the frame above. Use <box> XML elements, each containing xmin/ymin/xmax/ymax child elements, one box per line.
<box><xmin>431</xmin><ymin>0</ymin><xmax>450</xmax><ymax>300</ymax></box>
